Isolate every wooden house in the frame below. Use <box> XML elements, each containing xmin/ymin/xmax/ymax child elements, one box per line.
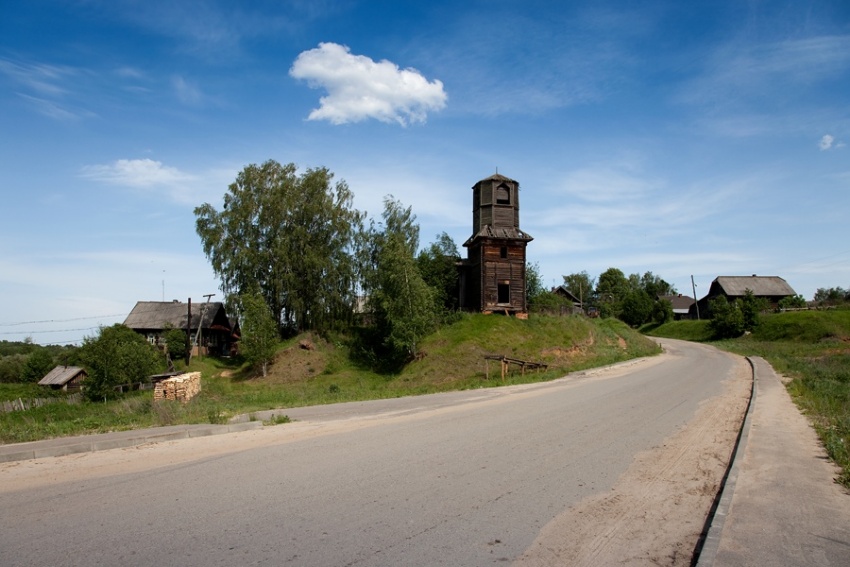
<box><xmin>38</xmin><ymin>366</ymin><xmax>87</xmax><ymax>391</ymax></box>
<box><xmin>459</xmin><ymin>174</ymin><xmax>533</xmax><ymax>317</ymax></box>
<box><xmin>123</xmin><ymin>300</ymin><xmax>238</xmax><ymax>356</ymax></box>
<box><xmin>659</xmin><ymin>294</ymin><xmax>696</xmax><ymax>320</ymax></box>
<box><xmin>692</xmin><ymin>275</ymin><xmax>797</xmax><ymax>317</ymax></box>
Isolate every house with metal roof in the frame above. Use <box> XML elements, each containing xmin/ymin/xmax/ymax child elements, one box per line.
<box><xmin>123</xmin><ymin>301</ymin><xmax>238</xmax><ymax>356</ymax></box>
<box><xmin>692</xmin><ymin>275</ymin><xmax>797</xmax><ymax>317</ymax></box>
<box><xmin>659</xmin><ymin>294</ymin><xmax>696</xmax><ymax>320</ymax></box>
<box><xmin>38</xmin><ymin>366</ymin><xmax>87</xmax><ymax>391</ymax></box>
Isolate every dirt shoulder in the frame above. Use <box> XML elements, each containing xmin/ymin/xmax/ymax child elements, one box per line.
<box><xmin>514</xmin><ymin>352</ymin><xmax>752</xmax><ymax>566</ymax></box>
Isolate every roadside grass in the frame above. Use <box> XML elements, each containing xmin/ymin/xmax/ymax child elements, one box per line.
<box><xmin>648</xmin><ymin>309</ymin><xmax>850</xmax><ymax>488</ymax></box>
<box><xmin>0</xmin><ymin>314</ymin><xmax>659</xmax><ymax>444</ymax></box>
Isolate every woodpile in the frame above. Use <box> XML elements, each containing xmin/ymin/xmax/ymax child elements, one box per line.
<box><xmin>154</xmin><ymin>372</ymin><xmax>201</xmax><ymax>403</ymax></box>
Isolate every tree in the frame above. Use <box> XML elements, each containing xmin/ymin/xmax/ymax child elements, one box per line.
<box><xmin>525</xmin><ymin>261</ymin><xmax>546</xmax><ymax>307</ymax></box>
<box><xmin>814</xmin><ymin>286</ymin><xmax>848</xmax><ymax>306</ymax></box>
<box><xmin>651</xmin><ymin>298</ymin><xmax>674</xmax><ymax>324</ymax></box>
<box><xmin>195</xmin><ymin>160</ymin><xmax>364</xmax><ymax>334</ymax></box>
<box><xmin>416</xmin><ymin>232</ymin><xmax>461</xmax><ymax>313</ymax></box>
<box><xmin>741</xmin><ymin>289</ymin><xmax>768</xmax><ymax>332</ymax></box>
<box><xmin>369</xmin><ymin>197</ymin><xmax>436</xmax><ymax>362</ymax></box>
<box><xmin>562</xmin><ymin>271</ymin><xmax>595</xmax><ymax>307</ymax></box>
<box><xmin>596</xmin><ymin>267</ymin><xmax>630</xmax><ymax>318</ymax></box>
<box><xmin>638</xmin><ymin>271</ymin><xmax>676</xmax><ymax>298</ymax></box>
<box><xmin>620</xmin><ymin>289</ymin><xmax>654</xmax><ymax>327</ymax></box>
<box><xmin>162</xmin><ymin>324</ymin><xmax>188</xmax><ymax>363</ymax></box>
<box><xmin>708</xmin><ymin>297</ymin><xmax>745</xmax><ymax>339</ymax></box>
<box><xmin>21</xmin><ymin>348</ymin><xmax>54</xmax><ymax>383</ymax></box>
<box><xmin>778</xmin><ymin>294</ymin><xmax>806</xmax><ymax>310</ymax></box>
<box><xmin>239</xmin><ymin>291</ymin><xmax>279</xmax><ymax>377</ymax></box>
<box><xmin>79</xmin><ymin>325</ymin><xmax>161</xmax><ymax>401</ymax></box>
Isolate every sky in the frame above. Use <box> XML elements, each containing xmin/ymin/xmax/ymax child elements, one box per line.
<box><xmin>2</xmin><ymin>0</ymin><xmax>849</xmax><ymax>345</ymax></box>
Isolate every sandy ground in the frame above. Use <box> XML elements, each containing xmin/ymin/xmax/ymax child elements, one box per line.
<box><xmin>514</xmin><ymin>356</ymin><xmax>752</xmax><ymax>566</ymax></box>
<box><xmin>1</xmin><ymin>354</ymin><xmax>752</xmax><ymax>566</ymax></box>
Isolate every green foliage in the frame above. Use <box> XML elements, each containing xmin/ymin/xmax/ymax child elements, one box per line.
<box><xmin>525</xmin><ymin>261</ymin><xmax>546</xmax><ymax>307</ymax></box>
<box><xmin>0</xmin><ymin>354</ymin><xmax>27</xmax><ymax>383</ymax></box>
<box><xmin>596</xmin><ymin>267</ymin><xmax>630</xmax><ymax>318</ymax></box>
<box><xmin>79</xmin><ymin>324</ymin><xmax>162</xmax><ymax>401</ymax></box>
<box><xmin>740</xmin><ymin>289</ymin><xmax>768</xmax><ymax>332</ymax></box>
<box><xmin>239</xmin><ymin>291</ymin><xmax>280</xmax><ymax>377</ymax></box>
<box><xmin>21</xmin><ymin>348</ymin><xmax>54</xmax><ymax>383</ymax></box>
<box><xmin>195</xmin><ymin>160</ymin><xmax>364</xmax><ymax>333</ymax></box>
<box><xmin>651</xmin><ymin>298</ymin><xmax>674</xmax><ymax>324</ymax></box>
<box><xmin>620</xmin><ymin>289</ymin><xmax>654</xmax><ymax>327</ymax></box>
<box><xmin>643</xmin><ymin>319</ymin><xmax>715</xmax><ymax>342</ymax></box>
<box><xmin>369</xmin><ymin>197</ymin><xmax>436</xmax><ymax>363</ymax></box>
<box><xmin>561</xmin><ymin>271</ymin><xmax>594</xmax><ymax>306</ymax></box>
<box><xmin>162</xmin><ymin>324</ymin><xmax>188</xmax><ymax>361</ymax></box>
<box><xmin>416</xmin><ymin>232</ymin><xmax>461</xmax><ymax>314</ymax></box>
<box><xmin>778</xmin><ymin>294</ymin><xmax>807</xmax><ymax>310</ymax></box>
<box><xmin>708</xmin><ymin>296</ymin><xmax>745</xmax><ymax>339</ymax></box>
<box><xmin>814</xmin><ymin>286</ymin><xmax>849</xmax><ymax>306</ymax></box>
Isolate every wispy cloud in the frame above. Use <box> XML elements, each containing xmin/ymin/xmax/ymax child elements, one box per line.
<box><xmin>80</xmin><ymin>158</ymin><xmax>219</xmax><ymax>205</ymax></box>
<box><xmin>290</xmin><ymin>42</ymin><xmax>447</xmax><ymax>126</ymax></box>
<box><xmin>172</xmin><ymin>75</ymin><xmax>203</xmax><ymax>104</ymax></box>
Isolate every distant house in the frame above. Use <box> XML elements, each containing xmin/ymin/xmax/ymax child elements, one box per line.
<box><xmin>552</xmin><ymin>285</ymin><xmax>582</xmax><ymax>306</ymax></box>
<box><xmin>692</xmin><ymin>275</ymin><xmax>797</xmax><ymax>317</ymax></box>
<box><xmin>659</xmin><ymin>294</ymin><xmax>696</xmax><ymax>320</ymax></box>
<box><xmin>123</xmin><ymin>301</ymin><xmax>239</xmax><ymax>356</ymax></box>
<box><xmin>38</xmin><ymin>366</ymin><xmax>87</xmax><ymax>391</ymax></box>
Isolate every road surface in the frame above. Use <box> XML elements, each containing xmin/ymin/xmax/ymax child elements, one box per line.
<box><xmin>0</xmin><ymin>339</ymin><xmax>750</xmax><ymax>566</ymax></box>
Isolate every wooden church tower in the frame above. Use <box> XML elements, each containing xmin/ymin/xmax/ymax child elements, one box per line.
<box><xmin>459</xmin><ymin>173</ymin><xmax>533</xmax><ymax>316</ymax></box>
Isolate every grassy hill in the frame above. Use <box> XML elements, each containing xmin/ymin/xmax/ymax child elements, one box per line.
<box><xmin>0</xmin><ymin>313</ymin><xmax>659</xmax><ymax>444</ymax></box>
<box><xmin>647</xmin><ymin>309</ymin><xmax>850</xmax><ymax>487</ymax></box>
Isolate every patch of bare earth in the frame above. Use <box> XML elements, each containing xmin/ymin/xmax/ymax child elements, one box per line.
<box><xmin>514</xmin><ymin>357</ymin><xmax>752</xmax><ymax>567</ymax></box>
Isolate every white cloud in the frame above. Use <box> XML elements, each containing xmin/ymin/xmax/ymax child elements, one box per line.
<box><xmin>172</xmin><ymin>75</ymin><xmax>202</xmax><ymax>104</ymax></box>
<box><xmin>290</xmin><ymin>42</ymin><xmax>447</xmax><ymax>126</ymax></box>
<box><xmin>819</xmin><ymin>134</ymin><xmax>835</xmax><ymax>151</ymax></box>
<box><xmin>81</xmin><ymin>158</ymin><xmax>194</xmax><ymax>188</ymax></box>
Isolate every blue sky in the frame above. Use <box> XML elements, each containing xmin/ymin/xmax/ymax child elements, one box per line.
<box><xmin>2</xmin><ymin>0</ymin><xmax>849</xmax><ymax>345</ymax></box>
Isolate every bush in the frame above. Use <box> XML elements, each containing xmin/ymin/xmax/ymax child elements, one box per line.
<box><xmin>709</xmin><ymin>296</ymin><xmax>745</xmax><ymax>339</ymax></box>
<box><xmin>79</xmin><ymin>324</ymin><xmax>162</xmax><ymax>401</ymax></box>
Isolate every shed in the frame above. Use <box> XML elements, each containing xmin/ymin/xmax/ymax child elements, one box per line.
<box><xmin>38</xmin><ymin>366</ymin><xmax>87</xmax><ymax>391</ymax></box>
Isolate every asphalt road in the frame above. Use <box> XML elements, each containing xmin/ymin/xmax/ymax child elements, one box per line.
<box><xmin>0</xmin><ymin>340</ymin><xmax>738</xmax><ymax>567</ymax></box>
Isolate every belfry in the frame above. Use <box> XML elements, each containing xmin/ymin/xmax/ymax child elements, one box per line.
<box><xmin>459</xmin><ymin>173</ymin><xmax>533</xmax><ymax>317</ymax></box>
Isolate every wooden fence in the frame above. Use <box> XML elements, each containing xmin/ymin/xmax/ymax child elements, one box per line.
<box><xmin>1</xmin><ymin>393</ymin><xmax>83</xmax><ymax>414</ymax></box>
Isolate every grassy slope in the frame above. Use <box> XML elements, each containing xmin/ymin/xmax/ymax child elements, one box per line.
<box><xmin>648</xmin><ymin>309</ymin><xmax>850</xmax><ymax>487</ymax></box>
<box><xmin>0</xmin><ymin>314</ymin><xmax>659</xmax><ymax>443</ymax></box>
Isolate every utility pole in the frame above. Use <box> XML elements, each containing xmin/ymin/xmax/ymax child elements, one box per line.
<box><xmin>185</xmin><ymin>298</ymin><xmax>191</xmax><ymax>365</ymax></box>
<box><xmin>196</xmin><ymin>293</ymin><xmax>215</xmax><ymax>360</ymax></box>
<box><xmin>691</xmin><ymin>275</ymin><xmax>700</xmax><ymax>320</ymax></box>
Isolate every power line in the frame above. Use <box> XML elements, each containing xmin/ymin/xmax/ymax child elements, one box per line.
<box><xmin>0</xmin><ymin>314</ymin><xmax>126</xmax><ymax>327</ymax></box>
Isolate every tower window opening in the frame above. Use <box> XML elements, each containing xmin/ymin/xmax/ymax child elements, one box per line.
<box><xmin>498</xmin><ymin>283</ymin><xmax>510</xmax><ymax>304</ymax></box>
<box><xmin>496</xmin><ymin>184</ymin><xmax>510</xmax><ymax>205</ymax></box>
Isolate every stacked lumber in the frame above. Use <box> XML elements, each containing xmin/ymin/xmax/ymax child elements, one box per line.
<box><xmin>154</xmin><ymin>372</ymin><xmax>201</xmax><ymax>403</ymax></box>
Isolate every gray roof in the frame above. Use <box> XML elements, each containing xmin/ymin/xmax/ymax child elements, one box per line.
<box><xmin>712</xmin><ymin>276</ymin><xmax>796</xmax><ymax>297</ymax></box>
<box><xmin>659</xmin><ymin>294</ymin><xmax>696</xmax><ymax>312</ymax></box>
<box><xmin>476</xmin><ymin>173</ymin><xmax>518</xmax><ymax>185</ymax></box>
<box><xmin>38</xmin><ymin>366</ymin><xmax>86</xmax><ymax>386</ymax></box>
<box><xmin>123</xmin><ymin>301</ymin><xmax>227</xmax><ymax>331</ymax></box>
<box><xmin>464</xmin><ymin>225</ymin><xmax>533</xmax><ymax>246</ymax></box>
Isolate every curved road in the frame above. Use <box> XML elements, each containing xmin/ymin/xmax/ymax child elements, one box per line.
<box><xmin>0</xmin><ymin>339</ymin><xmax>745</xmax><ymax>566</ymax></box>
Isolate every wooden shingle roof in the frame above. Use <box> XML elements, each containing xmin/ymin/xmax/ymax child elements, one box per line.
<box><xmin>123</xmin><ymin>301</ymin><xmax>228</xmax><ymax>331</ymax></box>
<box><xmin>711</xmin><ymin>276</ymin><xmax>796</xmax><ymax>297</ymax></box>
<box><xmin>38</xmin><ymin>366</ymin><xmax>86</xmax><ymax>387</ymax></box>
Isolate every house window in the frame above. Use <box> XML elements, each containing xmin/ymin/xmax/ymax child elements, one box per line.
<box><xmin>500</xmin><ymin>246</ymin><xmax>508</xmax><ymax>259</ymax></box>
<box><xmin>496</xmin><ymin>184</ymin><xmax>510</xmax><ymax>205</ymax></box>
<box><xmin>498</xmin><ymin>283</ymin><xmax>510</xmax><ymax>304</ymax></box>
